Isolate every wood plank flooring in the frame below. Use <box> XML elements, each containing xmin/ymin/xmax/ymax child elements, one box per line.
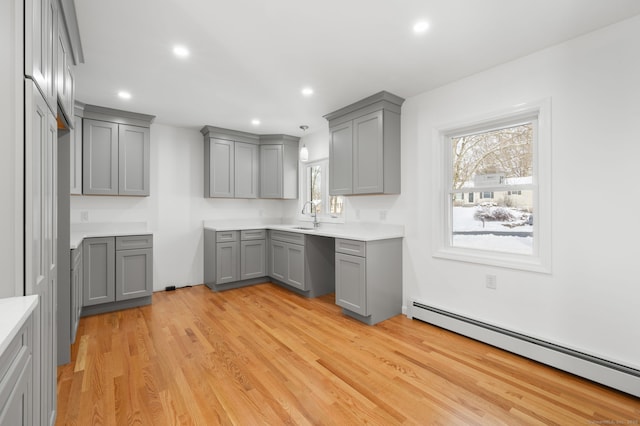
<box><xmin>56</xmin><ymin>283</ymin><xmax>640</xmax><ymax>425</ymax></box>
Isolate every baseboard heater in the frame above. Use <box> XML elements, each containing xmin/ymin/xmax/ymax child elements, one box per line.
<box><xmin>409</xmin><ymin>301</ymin><xmax>640</xmax><ymax>398</ymax></box>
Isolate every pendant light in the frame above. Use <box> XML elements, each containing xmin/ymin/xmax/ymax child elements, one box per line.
<box><xmin>299</xmin><ymin>125</ymin><xmax>309</xmax><ymax>162</ymax></box>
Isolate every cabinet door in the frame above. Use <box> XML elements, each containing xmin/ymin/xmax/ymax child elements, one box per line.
<box><xmin>70</xmin><ymin>248</ymin><xmax>82</xmax><ymax>343</ymax></box>
<box><xmin>234</xmin><ymin>142</ymin><xmax>259</xmax><ymax>198</ymax></box>
<box><xmin>259</xmin><ymin>144</ymin><xmax>283</xmax><ymax>198</ymax></box>
<box><xmin>335</xmin><ymin>253</ymin><xmax>367</xmax><ymax>316</ymax></box>
<box><xmin>329</xmin><ymin>121</ymin><xmax>353</xmax><ymax>195</ymax></box>
<box><xmin>208</xmin><ymin>138</ymin><xmax>234</xmax><ymax>198</ymax></box>
<box><xmin>353</xmin><ymin>110</ymin><xmax>384</xmax><ymax>194</ymax></box>
<box><xmin>83</xmin><ymin>119</ymin><xmax>118</xmax><ymax>195</ymax></box>
<box><xmin>70</xmin><ymin>116</ymin><xmax>82</xmax><ymax>194</ymax></box>
<box><xmin>116</xmin><ymin>248</ymin><xmax>153</xmax><ymax>301</ymax></box>
<box><xmin>25</xmin><ymin>0</ymin><xmax>57</xmax><ymax>112</ymax></box>
<box><xmin>24</xmin><ymin>80</ymin><xmax>57</xmax><ymax>426</ymax></box>
<box><xmin>82</xmin><ymin>237</ymin><xmax>115</xmax><ymax>306</ymax></box>
<box><xmin>286</xmin><ymin>243</ymin><xmax>306</xmax><ymax>290</ymax></box>
<box><xmin>270</xmin><ymin>240</ymin><xmax>287</xmax><ymax>282</ymax></box>
<box><xmin>216</xmin><ymin>241</ymin><xmax>239</xmax><ymax>284</ymax></box>
<box><xmin>119</xmin><ymin>124</ymin><xmax>150</xmax><ymax>196</ymax></box>
<box><xmin>241</xmin><ymin>240</ymin><xmax>265</xmax><ymax>280</ymax></box>
<box><xmin>0</xmin><ymin>356</ymin><xmax>33</xmax><ymax>426</ymax></box>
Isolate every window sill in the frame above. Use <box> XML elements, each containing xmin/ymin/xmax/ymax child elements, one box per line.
<box><xmin>433</xmin><ymin>247</ymin><xmax>551</xmax><ymax>274</ymax></box>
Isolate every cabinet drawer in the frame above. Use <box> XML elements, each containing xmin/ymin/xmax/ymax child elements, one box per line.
<box><xmin>0</xmin><ymin>320</ymin><xmax>30</xmax><ymax>385</ymax></box>
<box><xmin>216</xmin><ymin>230</ymin><xmax>239</xmax><ymax>243</ymax></box>
<box><xmin>115</xmin><ymin>234</ymin><xmax>153</xmax><ymax>250</ymax></box>
<box><xmin>270</xmin><ymin>230</ymin><xmax>305</xmax><ymax>245</ymax></box>
<box><xmin>335</xmin><ymin>238</ymin><xmax>366</xmax><ymax>257</ymax></box>
<box><xmin>241</xmin><ymin>229</ymin><xmax>266</xmax><ymax>241</ymax></box>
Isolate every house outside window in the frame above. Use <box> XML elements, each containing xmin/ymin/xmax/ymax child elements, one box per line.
<box><xmin>433</xmin><ymin>100</ymin><xmax>551</xmax><ymax>272</ymax></box>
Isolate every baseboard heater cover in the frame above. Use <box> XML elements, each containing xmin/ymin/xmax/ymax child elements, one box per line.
<box><xmin>409</xmin><ymin>301</ymin><xmax>640</xmax><ymax>398</ymax></box>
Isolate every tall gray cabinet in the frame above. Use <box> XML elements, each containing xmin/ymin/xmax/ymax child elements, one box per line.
<box><xmin>324</xmin><ymin>91</ymin><xmax>404</xmax><ymax>196</ymax></box>
<box><xmin>82</xmin><ymin>105</ymin><xmax>154</xmax><ymax>196</ymax></box>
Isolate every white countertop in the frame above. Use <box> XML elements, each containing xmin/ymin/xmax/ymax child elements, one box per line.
<box><xmin>203</xmin><ymin>220</ymin><xmax>404</xmax><ymax>241</ymax></box>
<box><xmin>70</xmin><ymin>222</ymin><xmax>151</xmax><ymax>249</ymax></box>
<box><xmin>0</xmin><ymin>295</ymin><xmax>38</xmax><ymax>355</ymax></box>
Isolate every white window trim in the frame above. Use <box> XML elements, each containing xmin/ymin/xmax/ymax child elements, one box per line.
<box><xmin>299</xmin><ymin>158</ymin><xmax>346</xmax><ymax>224</ymax></box>
<box><xmin>431</xmin><ymin>98</ymin><xmax>552</xmax><ymax>273</ymax></box>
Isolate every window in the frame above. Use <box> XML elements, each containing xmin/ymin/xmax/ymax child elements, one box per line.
<box><xmin>301</xmin><ymin>159</ymin><xmax>344</xmax><ymax>222</ymax></box>
<box><xmin>433</xmin><ymin>100</ymin><xmax>551</xmax><ymax>272</ymax></box>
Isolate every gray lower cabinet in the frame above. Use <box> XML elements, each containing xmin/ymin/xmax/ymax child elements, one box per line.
<box><xmin>269</xmin><ymin>231</ymin><xmax>306</xmax><ymax>290</ymax></box>
<box><xmin>216</xmin><ymin>241</ymin><xmax>240</xmax><ymax>284</ymax></box>
<box><xmin>241</xmin><ymin>239</ymin><xmax>266</xmax><ymax>280</ymax></box>
<box><xmin>82</xmin><ymin>105</ymin><xmax>154</xmax><ymax>196</ymax></box>
<box><xmin>83</xmin><ymin>237</ymin><xmax>116</xmax><ymax>306</ymax></box>
<box><xmin>116</xmin><ymin>236</ymin><xmax>153</xmax><ymax>301</ymax></box>
<box><xmin>324</xmin><ymin>91</ymin><xmax>404</xmax><ymax>196</ymax></box>
<box><xmin>0</xmin><ymin>313</ymin><xmax>34</xmax><ymax>425</ymax></box>
<box><xmin>82</xmin><ymin>234</ymin><xmax>153</xmax><ymax>315</ymax></box>
<box><xmin>70</xmin><ymin>243</ymin><xmax>83</xmax><ymax>343</ymax></box>
<box><xmin>335</xmin><ymin>238</ymin><xmax>402</xmax><ymax>325</ymax></box>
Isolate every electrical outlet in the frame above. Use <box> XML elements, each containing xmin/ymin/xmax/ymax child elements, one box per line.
<box><xmin>355</xmin><ymin>209</ymin><xmax>361</xmax><ymax>220</ymax></box>
<box><xmin>380</xmin><ymin>210</ymin><xmax>387</xmax><ymax>221</ymax></box>
<box><xmin>486</xmin><ymin>274</ymin><xmax>497</xmax><ymax>290</ymax></box>
<box><xmin>80</xmin><ymin>211</ymin><xmax>89</xmax><ymax>222</ymax></box>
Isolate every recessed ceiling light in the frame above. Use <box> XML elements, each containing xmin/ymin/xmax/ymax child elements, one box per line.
<box><xmin>413</xmin><ymin>21</ymin><xmax>429</xmax><ymax>34</ymax></box>
<box><xmin>173</xmin><ymin>45</ymin><xmax>190</xmax><ymax>58</ymax></box>
<box><xmin>118</xmin><ymin>91</ymin><xmax>132</xmax><ymax>100</ymax></box>
<box><xmin>251</xmin><ymin>119</ymin><xmax>261</xmax><ymax>126</ymax></box>
<box><xmin>301</xmin><ymin>87</ymin><xmax>314</xmax><ymax>97</ymax></box>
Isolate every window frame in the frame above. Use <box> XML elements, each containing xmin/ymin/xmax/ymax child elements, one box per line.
<box><xmin>432</xmin><ymin>99</ymin><xmax>552</xmax><ymax>273</ymax></box>
<box><xmin>299</xmin><ymin>158</ymin><xmax>345</xmax><ymax>224</ymax></box>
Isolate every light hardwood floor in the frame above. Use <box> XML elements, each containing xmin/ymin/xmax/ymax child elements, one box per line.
<box><xmin>56</xmin><ymin>283</ymin><xmax>640</xmax><ymax>425</ymax></box>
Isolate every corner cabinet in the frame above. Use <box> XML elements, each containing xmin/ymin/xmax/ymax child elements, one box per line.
<box><xmin>201</xmin><ymin>126</ymin><xmax>260</xmax><ymax>199</ymax></box>
<box><xmin>82</xmin><ymin>105</ymin><xmax>154</xmax><ymax>196</ymax></box>
<box><xmin>324</xmin><ymin>91</ymin><xmax>404</xmax><ymax>196</ymax></box>
<box><xmin>259</xmin><ymin>135</ymin><xmax>299</xmax><ymax>199</ymax></box>
<box><xmin>200</xmin><ymin>126</ymin><xmax>299</xmax><ymax>200</ymax></box>
<box><xmin>335</xmin><ymin>238</ymin><xmax>402</xmax><ymax>325</ymax></box>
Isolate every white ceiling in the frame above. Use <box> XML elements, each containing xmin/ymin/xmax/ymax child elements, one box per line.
<box><xmin>74</xmin><ymin>0</ymin><xmax>640</xmax><ymax>136</ymax></box>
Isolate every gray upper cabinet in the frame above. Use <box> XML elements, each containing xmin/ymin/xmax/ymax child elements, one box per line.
<box><xmin>70</xmin><ymin>111</ymin><xmax>82</xmax><ymax>194</ymax></box>
<box><xmin>201</xmin><ymin>126</ymin><xmax>260</xmax><ymax>199</ymax></box>
<box><xmin>324</xmin><ymin>91</ymin><xmax>404</xmax><ymax>196</ymax></box>
<box><xmin>235</xmin><ymin>142</ymin><xmax>259</xmax><ymax>198</ymax></box>
<box><xmin>82</xmin><ymin>105</ymin><xmax>154</xmax><ymax>196</ymax></box>
<box><xmin>83</xmin><ymin>118</ymin><xmax>118</xmax><ymax>195</ymax></box>
<box><xmin>56</xmin><ymin>4</ymin><xmax>76</xmax><ymax>126</ymax></box>
<box><xmin>25</xmin><ymin>0</ymin><xmax>57</xmax><ymax>114</ymax></box>
<box><xmin>119</xmin><ymin>124</ymin><xmax>151</xmax><ymax>196</ymax></box>
<box><xmin>259</xmin><ymin>135</ymin><xmax>299</xmax><ymax>199</ymax></box>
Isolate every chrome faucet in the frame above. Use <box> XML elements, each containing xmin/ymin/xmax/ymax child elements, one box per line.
<box><xmin>301</xmin><ymin>201</ymin><xmax>320</xmax><ymax>228</ymax></box>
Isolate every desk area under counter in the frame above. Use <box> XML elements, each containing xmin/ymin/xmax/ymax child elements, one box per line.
<box><xmin>203</xmin><ymin>221</ymin><xmax>404</xmax><ymax>325</ymax></box>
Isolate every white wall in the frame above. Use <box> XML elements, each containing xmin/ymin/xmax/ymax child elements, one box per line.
<box><xmin>399</xmin><ymin>15</ymin><xmax>640</xmax><ymax>370</ymax></box>
<box><xmin>70</xmin><ymin>124</ymin><xmax>288</xmax><ymax>290</ymax></box>
<box><xmin>0</xmin><ymin>0</ymin><xmax>24</xmax><ymax>298</ymax></box>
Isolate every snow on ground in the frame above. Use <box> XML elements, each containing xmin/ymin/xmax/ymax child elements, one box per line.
<box><xmin>452</xmin><ymin>206</ymin><xmax>533</xmax><ymax>254</ymax></box>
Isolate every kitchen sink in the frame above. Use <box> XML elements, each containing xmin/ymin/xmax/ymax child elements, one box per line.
<box><xmin>292</xmin><ymin>226</ymin><xmax>315</xmax><ymax>230</ymax></box>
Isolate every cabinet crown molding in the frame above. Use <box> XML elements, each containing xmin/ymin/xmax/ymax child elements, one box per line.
<box><xmin>83</xmin><ymin>104</ymin><xmax>156</xmax><ymax>127</ymax></box>
<box><xmin>323</xmin><ymin>91</ymin><xmax>405</xmax><ymax>125</ymax></box>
